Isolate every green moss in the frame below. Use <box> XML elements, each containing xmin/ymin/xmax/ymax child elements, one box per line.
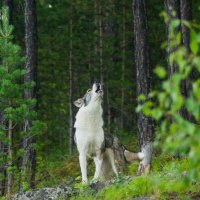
<box><xmin>68</xmin><ymin>157</ymin><xmax>199</xmax><ymax>199</ymax></box>
<box><xmin>36</xmin><ymin>147</ymin><xmax>199</xmax><ymax>199</ymax></box>
<box><xmin>102</xmin><ymin>177</ymin><xmax>151</xmax><ymax>200</ymax></box>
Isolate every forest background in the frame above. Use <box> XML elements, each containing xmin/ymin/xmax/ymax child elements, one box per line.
<box><xmin>0</xmin><ymin>0</ymin><xmax>200</xmax><ymax>199</ymax></box>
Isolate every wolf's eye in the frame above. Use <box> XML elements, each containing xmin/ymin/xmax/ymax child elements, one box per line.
<box><xmin>87</xmin><ymin>89</ymin><xmax>91</xmax><ymax>93</ymax></box>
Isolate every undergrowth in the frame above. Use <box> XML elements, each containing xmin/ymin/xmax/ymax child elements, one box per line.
<box><xmin>35</xmin><ymin>134</ymin><xmax>200</xmax><ymax>199</ymax></box>
<box><xmin>36</xmin><ymin>132</ymin><xmax>136</xmax><ymax>188</ymax></box>
<box><xmin>71</xmin><ymin>157</ymin><xmax>200</xmax><ymax>200</ymax></box>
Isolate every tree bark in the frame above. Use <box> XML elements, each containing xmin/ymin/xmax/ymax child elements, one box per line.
<box><xmin>132</xmin><ymin>0</ymin><xmax>154</xmax><ymax>174</ymax></box>
<box><xmin>164</xmin><ymin>0</ymin><xmax>193</xmax><ymax>122</ymax></box>
<box><xmin>120</xmin><ymin>0</ymin><xmax>126</xmax><ymax>130</ymax></box>
<box><xmin>99</xmin><ymin>1</ymin><xmax>104</xmax><ymax>85</ymax></box>
<box><xmin>68</xmin><ymin>17</ymin><xmax>73</xmax><ymax>156</ymax></box>
<box><xmin>0</xmin><ymin>112</ymin><xmax>5</xmax><ymax>197</ymax></box>
<box><xmin>180</xmin><ymin>0</ymin><xmax>192</xmax><ymax>52</ymax></box>
<box><xmin>7</xmin><ymin>119</ymin><xmax>13</xmax><ymax>200</ymax></box>
<box><xmin>21</xmin><ymin>0</ymin><xmax>37</xmax><ymax>190</ymax></box>
<box><xmin>94</xmin><ymin>0</ymin><xmax>98</xmax><ymax>56</ymax></box>
<box><xmin>105</xmin><ymin>76</ymin><xmax>111</xmax><ymax>133</ymax></box>
<box><xmin>164</xmin><ymin>0</ymin><xmax>180</xmax><ymax>77</ymax></box>
<box><xmin>180</xmin><ymin>0</ymin><xmax>194</xmax><ymax>122</ymax></box>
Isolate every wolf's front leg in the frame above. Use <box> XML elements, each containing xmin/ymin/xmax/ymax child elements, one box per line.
<box><xmin>93</xmin><ymin>156</ymin><xmax>103</xmax><ymax>179</ymax></box>
<box><xmin>79</xmin><ymin>153</ymin><xmax>87</xmax><ymax>183</ymax></box>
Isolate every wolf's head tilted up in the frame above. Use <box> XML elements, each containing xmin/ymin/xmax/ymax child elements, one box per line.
<box><xmin>74</xmin><ymin>82</ymin><xmax>106</xmax><ymax>183</ymax></box>
<box><xmin>73</xmin><ymin>82</ymin><xmax>145</xmax><ymax>183</ymax></box>
<box><xmin>73</xmin><ymin>81</ymin><xmax>104</xmax><ymax>131</ymax></box>
<box><xmin>74</xmin><ymin>82</ymin><xmax>103</xmax><ymax>108</ymax></box>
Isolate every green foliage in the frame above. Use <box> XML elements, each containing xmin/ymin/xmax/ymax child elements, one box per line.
<box><xmin>138</xmin><ymin>18</ymin><xmax>200</xmax><ymax>183</ymax></box>
<box><xmin>0</xmin><ymin>7</ymin><xmax>34</xmax><ymax>122</ymax></box>
<box><xmin>0</xmin><ymin>0</ymin><xmax>200</xmax><ymax>198</ymax></box>
<box><xmin>0</xmin><ymin>7</ymin><xmax>45</xmax><ymax>194</ymax></box>
<box><xmin>70</xmin><ymin>157</ymin><xmax>199</xmax><ymax>199</ymax></box>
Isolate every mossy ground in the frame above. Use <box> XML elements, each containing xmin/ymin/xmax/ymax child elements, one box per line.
<box><xmin>71</xmin><ymin>157</ymin><xmax>200</xmax><ymax>200</ymax></box>
<box><xmin>35</xmin><ymin>136</ymin><xmax>200</xmax><ymax>199</ymax></box>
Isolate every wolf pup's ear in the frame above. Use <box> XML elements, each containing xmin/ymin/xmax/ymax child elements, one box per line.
<box><xmin>74</xmin><ymin>98</ymin><xmax>84</xmax><ymax>108</ymax></box>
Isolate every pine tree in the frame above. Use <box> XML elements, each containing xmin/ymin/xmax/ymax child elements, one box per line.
<box><xmin>21</xmin><ymin>0</ymin><xmax>38</xmax><ymax>190</ymax></box>
<box><xmin>68</xmin><ymin>7</ymin><xmax>73</xmax><ymax>156</ymax></box>
<box><xmin>0</xmin><ymin>7</ymin><xmax>36</xmax><ymax>198</ymax></box>
<box><xmin>0</xmin><ymin>7</ymin><xmax>19</xmax><ymax>198</ymax></box>
<box><xmin>0</xmin><ymin>7</ymin><xmax>42</xmax><ymax>196</ymax></box>
<box><xmin>0</xmin><ymin>1</ymin><xmax>13</xmax><ymax>196</ymax></box>
<box><xmin>2</xmin><ymin>0</ymin><xmax>13</xmax><ymax>24</ymax></box>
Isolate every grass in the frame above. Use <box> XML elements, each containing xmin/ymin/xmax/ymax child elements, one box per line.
<box><xmin>36</xmin><ymin>132</ymin><xmax>136</xmax><ymax>188</ymax></box>
<box><xmin>70</xmin><ymin>157</ymin><xmax>200</xmax><ymax>200</ymax></box>
<box><xmin>35</xmin><ymin>136</ymin><xmax>200</xmax><ymax>199</ymax></box>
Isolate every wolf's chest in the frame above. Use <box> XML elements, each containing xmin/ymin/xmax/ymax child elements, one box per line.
<box><xmin>75</xmin><ymin>129</ymin><xmax>104</xmax><ymax>155</ymax></box>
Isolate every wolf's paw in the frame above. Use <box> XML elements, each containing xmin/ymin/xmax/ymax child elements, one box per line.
<box><xmin>90</xmin><ymin>178</ymin><xmax>99</xmax><ymax>184</ymax></box>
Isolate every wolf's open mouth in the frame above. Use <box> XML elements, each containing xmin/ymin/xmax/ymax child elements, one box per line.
<box><xmin>95</xmin><ymin>83</ymin><xmax>101</xmax><ymax>93</ymax></box>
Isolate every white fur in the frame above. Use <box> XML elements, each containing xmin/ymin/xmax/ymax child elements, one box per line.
<box><xmin>74</xmin><ymin>83</ymin><xmax>118</xmax><ymax>183</ymax></box>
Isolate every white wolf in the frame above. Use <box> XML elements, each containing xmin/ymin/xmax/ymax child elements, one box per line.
<box><xmin>74</xmin><ymin>82</ymin><xmax>145</xmax><ymax>183</ymax></box>
<box><xmin>74</xmin><ymin>82</ymin><xmax>118</xmax><ymax>183</ymax></box>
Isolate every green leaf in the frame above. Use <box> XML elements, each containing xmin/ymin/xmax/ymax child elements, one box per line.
<box><xmin>154</xmin><ymin>66</ymin><xmax>167</xmax><ymax>78</ymax></box>
<box><xmin>176</xmin><ymin>32</ymin><xmax>182</xmax><ymax>44</ymax></box>
<box><xmin>190</xmin><ymin>40</ymin><xmax>199</xmax><ymax>54</ymax></box>
<box><xmin>136</xmin><ymin>104</ymin><xmax>143</xmax><ymax>113</ymax></box>
<box><xmin>171</xmin><ymin>19</ymin><xmax>180</xmax><ymax>28</ymax></box>
<box><xmin>137</xmin><ymin>94</ymin><xmax>146</xmax><ymax>101</ymax></box>
<box><xmin>190</xmin><ymin>30</ymin><xmax>199</xmax><ymax>54</ymax></box>
<box><xmin>182</xmin><ymin>20</ymin><xmax>191</xmax><ymax>28</ymax></box>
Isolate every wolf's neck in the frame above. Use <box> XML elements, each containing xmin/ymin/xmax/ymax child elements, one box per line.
<box><xmin>74</xmin><ymin>104</ymin><xmax>103</xmax><ymax>129</ymax></box>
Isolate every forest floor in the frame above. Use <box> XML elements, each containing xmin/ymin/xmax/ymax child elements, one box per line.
<box><xmin>31</xmin><ymin>140</ymin><xmax>200</xmax><ymax>200</ymax></box>
<box><xmin>5</xmin><ymin>134</ymin><xmax>199</xmax><ymax>200</ymax></box>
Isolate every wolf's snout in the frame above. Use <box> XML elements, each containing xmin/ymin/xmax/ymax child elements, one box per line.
<box><xmin>95</xmin><ymin>82</ymin><xmax>102</xmax><ymax>93</ymax></box>
<box><xmin>96</xmin><ymin>85</ymin><xmax>100</xmax><ymax>93</ymax></box>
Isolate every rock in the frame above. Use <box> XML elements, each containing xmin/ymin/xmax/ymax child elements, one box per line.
<box><xmin>89</xmin><ymin>176</ymin><xmax>133</xmax><ymax>192</ymax></box>
<box><xmin>132</xmin><ymin>197</ymin><xmax>150</xmax><ymax>200</ymax></box>
<box><xmin>13</xmin><ymin>185</ymin><xmax>72</xmax><ymax>200</ymax></box>
<box><xmin>89</xmin><ymin>180</ymin><xmax>111</xmax><ymax>192</ymax></box>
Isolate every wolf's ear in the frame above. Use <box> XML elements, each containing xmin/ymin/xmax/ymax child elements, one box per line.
<box><xmin>74</xmin><ymin>98</ymin><xmax>84</xmax><ymax>108</ymax></box>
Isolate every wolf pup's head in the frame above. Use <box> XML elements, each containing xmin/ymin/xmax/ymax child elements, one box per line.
<box><xmin>74</xmin><ymin>82</ymin><xmax>103</xmax><ymax>108</ymax></box>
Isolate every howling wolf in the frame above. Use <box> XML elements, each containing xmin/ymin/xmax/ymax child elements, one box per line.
<box><xmin>74</xmin><ymin>82</ymin><xmax>144</xmax><ymax>183</ymax></box>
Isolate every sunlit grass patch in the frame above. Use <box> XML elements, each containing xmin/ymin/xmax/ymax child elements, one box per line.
<box><xmin>74</xmin><ymin>157</ymin><xmax>199</xmax><ymax>200</ymax></box>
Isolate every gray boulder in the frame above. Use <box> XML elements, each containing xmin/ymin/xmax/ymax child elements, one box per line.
<box><xmin>13</xmin><ymin>185</ymin><xmax>72</xmax><ymax>200</ymax></box>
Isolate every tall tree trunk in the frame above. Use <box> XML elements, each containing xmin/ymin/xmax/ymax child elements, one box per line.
<box><xmin>164</xmin><ymin>0</ymin><xmax>193</xmax><ymax>122</ymax></box>
<box><xmin>7</xmin><ymin>119</ymin><xmax>13</xmax><ymax>200</ymax></box>
<box><xmin>164</xmin><ymin>0</ymin><xmax>180</xmax><ymax>77</ymax></box>
<box><xmin>105</xmin><ymin>73</ymin><xmax>111</xmax><ymax>133</ymax></box>
<box><xmin>120</xmin><ymin>0</ymin><xmax>126</xmax><ymax>130</ymax></box>
<box><xmin>99</xmin><ymin>0</ymin><xmax>104</xmax><ymax>84</ymax></box>
<box><xmin>0</xmin><ymin>144</ymin><xmax>5</xmax><ymax>197</ymax></box>
<box><xmin>68</xmin><ymin>17</ymin><xmax>73</xmax><ymax>156</ymax></box>
<box><xmin>132</xmin><ymin>0</ymin><xmax>154</xmax><ymax>174</ymax></box>
<box><xmin>0</xmin><ymin>112</ymin><xmax>5</xmax><ymax>197</ymax></box>
<box><xmin>94</xmin><ymin>0</ymin><xmax>98</xmax><ymax>56</ymax></box>
<box><xmin>0</xmin><ymin>142</ymin><xmax>5</xmax><ymax>196</ymax></box>
<box><xmin>180</xmin><ymin>0</ymin><xmax>192</xmax><ymax>52</ymax></box>
<box><xmin>21</xmin><ymin>0</ymin><xmax>37</xmax><ymax>190</ymax></box>
<box><xmin>97</xmin><ymin>0</ymin><xmax>111</xmax><ymax>132</ymax></box>
<box><xmin>180</xmin><ymin>0</ymin><xmax>194</xmax><ymax>122</ymax></box>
